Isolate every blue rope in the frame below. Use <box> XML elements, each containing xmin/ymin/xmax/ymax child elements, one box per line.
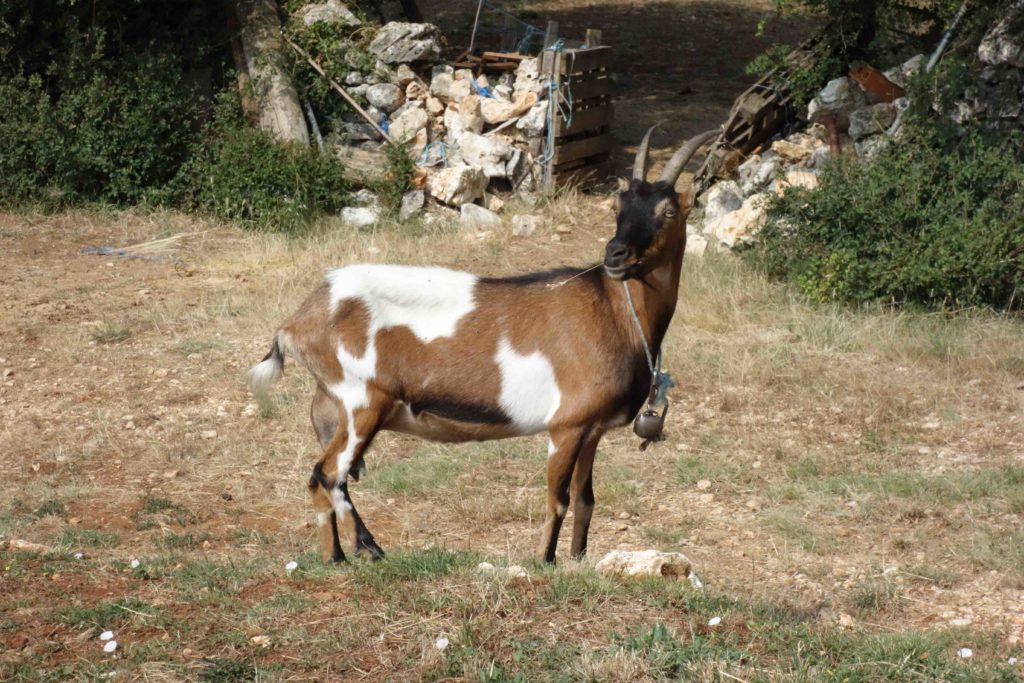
<box><xmin>539</xmin><ymin>40</ymin><xmax>577</xmax><ymax>186</ymax></box>
<box><xmin>80</xmin><ymin>246</ymin><xmax>172</xmax><ymax>263</ymax></box>
<box><xmin>470</xmin><ymin>80</ymin><xmax>494</xmax><ymax>99</ymax></box>
<box><xmin>515</xmin><ymin>25</ymin><xmax>546</xmax><ymax>54</ymax></box>
<box><xmin>378</xmin><ymin>112</ymin><xmax>389</xmax><ymax>134</ymax></box>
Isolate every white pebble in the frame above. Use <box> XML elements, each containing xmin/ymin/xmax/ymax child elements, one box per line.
<box><xmin>957</xmin><ymin>647</ymin><xmax>973</xmax><ymax>658</ymax></box>
<box><xmin>100</xmin><ymin>630</ymin><xmax>114</xmax><ymax>641</ymax></box>
<box><xmin>285</xmin><ymin>560</ymin><xmax>298</xmax><ymax>574</ymax></box>
<box><xmin>129</xmin><ymin>559</ymin><xmax>140</xmax><ymax>569</ymax></box>
<box><xmin>103</xmin><ymin>640</ymin><xmax>118</xmax><ymax>653</ymax></box>
<box><xmin>435</xmin><ymin>637</ymin><xmax>449</xmax><ymax>650</ymax></box>
<box><xmin>707</xmin><ymin>616</ymin><xmax>722</xmax><ymax>626</ymax></box>
<box><xmin>1007</xmin><ymin>656</ymin><xmax>1017</xmax><ymax>665</ymax></box>
<box><xmin>74</xmin><ymin>552</ymin><xmax>84</xmax><ymax>560</ymax></box>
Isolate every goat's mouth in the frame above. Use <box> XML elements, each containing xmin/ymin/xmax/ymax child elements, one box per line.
<box><xmin>603</xmin><ymin>260</ymin><xmax>641</xmax><ymax>280</ymax></box>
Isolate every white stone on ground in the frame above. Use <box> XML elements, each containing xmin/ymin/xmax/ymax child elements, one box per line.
<box><xmin>595</xmin><ymin>549</ymin><xmax>694</xmax><ymax>580</ymax></box>
<box><xmin>459</xmin><ymin>203</ymin><xmax>502</xmax><ymax>230</ymax></box>
<box><xmin>427</xmin><ymin>164</ymin><xmax>487</xmax><ymax>206</ymax></box>
<box><xmin>341</xmin><ymin>206</ymin><xmax>379</xmax><ymax>229</ymax></box>
<box><xmin>399</xmin><ymin>190</ymin><xmax>425</xmax><ymax>220</ymax></box>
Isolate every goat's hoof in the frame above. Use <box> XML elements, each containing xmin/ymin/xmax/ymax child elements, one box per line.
<box><xmin>355</xmin><ymin>542</ymin><xmax>385</xmax><ymax>562</ymax></box>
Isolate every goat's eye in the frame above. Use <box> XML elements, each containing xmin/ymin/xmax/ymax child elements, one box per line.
<box><xmin>665</xmin><ymin>209</ymin><xmax>676</xmax><ymax>218</ymax></box>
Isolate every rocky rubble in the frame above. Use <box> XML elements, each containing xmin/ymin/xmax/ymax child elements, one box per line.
<box><xmin>289</xmin><ymin>4</ymin><xmax>557</xmax><ymax>229</ymax></box>
<box><xmin>691</xmin><ymin>10</ymin><xmax>1024</xmax><ymax>252</ymax></box>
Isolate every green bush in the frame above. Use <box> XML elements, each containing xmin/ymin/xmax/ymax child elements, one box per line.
<box><xmin>0</xmin><ymin>54</ymin><xmax>201</xmax><ymax>208</ymax></box>
<box><xmin>1</xmin><ymin>1</ymin><xmax>352</xmax><ymax>229</ymax></box>
<box><xmin>0</xmin><ymin>74</ymin><xmax>58</xmax><ymax>206</ymax></box>
<box><xmin>180</xmin><ymin>99</ymin><xmax>349</xmax><ymax>233</ymax></box>
<box><xmin>750</xmin><ymin>125</ymin><xmax>1024</xmax><ymax>310</ymax></box>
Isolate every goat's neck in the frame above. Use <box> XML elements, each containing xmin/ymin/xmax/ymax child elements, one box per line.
<box><xmin>614</xmin><ymin>249</ymin><xmax>684</xmax><ymax>361</ymax></box>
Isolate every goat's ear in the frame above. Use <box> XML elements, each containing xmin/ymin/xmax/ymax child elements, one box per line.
<box><xmin>616</xmin><ymin>177</ymin><xmax>629</xmax><ymax>193</ymax></box>
<box><xmin>677</xmin><ymin>190</ymin><xmax>694</xmax><ymax>214</ymax></box>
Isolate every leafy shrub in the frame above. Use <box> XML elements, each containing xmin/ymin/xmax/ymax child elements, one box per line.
<box><xmin>0</xmin><ymin>53</ymin><xmax>202</xmax><ymax>208</ymax></box>
<box><xmin>180</xmin><ymin>96</ymin><xmax>349</xmax><ymax>233</ymax></box>
<box><xmin>1</xmin><ymin>1</ymin><xmax>352</xmax><ymax>229</ymax></box>
<box><xmin>373</xmin><ymin>142</ymin><xmax>415</xmax><ymax>213</ymax></box>
<box><xmin>750</xmin><ymin>125</ymin><xmax>1024</xmax><ymax>310</ymax></box>
<box><xmin>0</xmin><ymin>74</ymin><xmax>59</xmax><ymax>206</ymax></box>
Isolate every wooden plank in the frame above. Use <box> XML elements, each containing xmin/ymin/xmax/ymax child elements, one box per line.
<box><xmin>543</xmin><ymin>21</ymin><xmax>559</xmax><ymax>49</ymax></box>
<box><xmin>552</xmin><ymin>133</ymin><xmax>613</xmax><ymax>165</ymax></box>
<box><xmin>585</xmin><ymin>28</ymin><xmax>603</xmax><ymax>47</ymax></box>
<box><xmin>481</xmin><ymin>51</ymin><xmax>528</xmax><ymax>61</ymax></box>
<box><xmin>564</xmin><ymin>76</ymin><xmax>610</xmax><ymax>103</ymax></box>
<box><xmin>557</xmin><ymin>46</ymin><xmax>612</xmax><ymax>74</ymax></box>
<box><xmin>540</xmin><ymin>21</ymin><xmax>559</xmax><ymax>78</ymax></box>
<box><xmin>553</xmin><ymin>158</ymin><xmax>611</xmax><ymax>188</ymax></box>
<box><xmin>553</xmin><ymin>151</ymin><xmax>609</xmax><ymax>173</ymax></box>
<box><xmin>553</xmin><ymin>104</ymin><xmax>612</xmax><ymax>137</ymax></box>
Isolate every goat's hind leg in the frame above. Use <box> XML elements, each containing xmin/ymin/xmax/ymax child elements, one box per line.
<box><xmin>309</xmin><ymin>465</ymin><xmax>346</xmax><ymax>563</ymax></box>
<box><xmin>310</xmin><ymin>386</ymin><xmax>388</xmax><ymax>562</ymax></box>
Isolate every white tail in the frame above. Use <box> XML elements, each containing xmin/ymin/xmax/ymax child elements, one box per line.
<box><xmin>247</xmin><ymin>336</ymin><xmax>284</xmax><ymax>399</ymax></box>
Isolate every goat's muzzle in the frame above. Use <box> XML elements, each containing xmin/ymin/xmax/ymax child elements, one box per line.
<box><xmin>603</xmin><ymin>241</ymin><xmax>634</xmax><ymax>280</ymax></box>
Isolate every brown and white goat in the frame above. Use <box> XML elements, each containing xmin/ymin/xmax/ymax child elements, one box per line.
<box><xmin>248</xmin><ymin>128</ymin><xmax>718</xmax><ymax>564</ymax></box>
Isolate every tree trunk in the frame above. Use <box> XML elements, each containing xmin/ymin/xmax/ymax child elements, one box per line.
<box><xmin>233</xmin><ymin>0</ymin><xmax>309</xmax><ymax>146</ymax></box>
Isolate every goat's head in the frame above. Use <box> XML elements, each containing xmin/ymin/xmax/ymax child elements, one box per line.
<box><xmin>604</xmin><ymin>128</ymin><xmax>719</xmax><ymax>280</ymax></box>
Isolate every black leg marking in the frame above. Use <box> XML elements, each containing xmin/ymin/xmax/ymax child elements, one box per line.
<box><xmin>544</xmin><ymin>515</ymin><xmax>565</xmax><ymax>565</ymax></box>
<box><xmin>310</xmin><ymin>461</ymin><xmax>333</xmax><ymax>490</ymax></box>
<box><xmin>329</xmin><ymin>511</ymin><xmax>347</xmax><ymax>563</ymax></box>
<box><xmin>340</xmin><ymin>482</ymin><xmax>385</xmax><ymax>561</ymax></box>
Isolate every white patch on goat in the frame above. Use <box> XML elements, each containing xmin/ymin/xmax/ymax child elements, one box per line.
<box><xmin>326</xmin><ymin>264</ymin><xmax>477</xmax><ymax>343</ymax></box>
<box><xmin>547</xmin><ymin>439</ymin><xmax>557</xmax><ymax>458</ymax></box>
<box><xmin>495</xmin><ymin>338</ymin><xmax>561</xmax><ymax>434</ymax></box>
<box><xmin>327</xmin><ymin>378</ymin><xmax>367</xmax><ymax>502</ymax></box>
<box><xmin>329</xmin><ymin>487</ymin><xmax>353</xmax><ymax>522</ymax></box>
<box><xmin>315</xmin><ymin>511</ymin><xmax>331</xmax><ymax>528</ymax></box>
<box><xmin>324</xmin><ymin>265</ymin><xmax>478</xmax><ymax>485</ymax></box>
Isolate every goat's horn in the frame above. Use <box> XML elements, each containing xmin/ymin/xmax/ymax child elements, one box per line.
<box><xmin>658</xmin><ymin>128</ymin><xmax>721</xmax><ymax>186</ymax></box>
<box><xmin>632</xmin><ymin>125</ymin><xmax>657</xmax><ymax>181</ymax></box>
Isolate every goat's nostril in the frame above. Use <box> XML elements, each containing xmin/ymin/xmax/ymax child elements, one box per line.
<box><xmin>605</xmin><ymin>243</ymin><xmax>629</xmax><ymax>262</ymax></box>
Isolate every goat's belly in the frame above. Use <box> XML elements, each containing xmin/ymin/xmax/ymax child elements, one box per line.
<box><xmin>384</xmin><ymin>402</ymin><xmax>537</xmax><ymax>443</ymax></box>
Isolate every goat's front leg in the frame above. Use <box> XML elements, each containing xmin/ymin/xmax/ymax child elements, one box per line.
<box><xmin>540</xmin><ymin>427</ymin><xmax>589</xmax><ymax>564</ymax></box>
<box><xmin>570</xmin><ymin>430</ymin><xmax>602</xmax><ymax>559</ymax></box>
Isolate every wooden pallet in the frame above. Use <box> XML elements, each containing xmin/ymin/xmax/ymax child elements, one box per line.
<box><xmin>542</xmin><ymin>27</ymin><xmax>613</xmax><ymax>192</ymax></box>
<box><xmin>692</xmin><ymin>38</ymin><xmax>824</xmax><ymax>194</ymax></box>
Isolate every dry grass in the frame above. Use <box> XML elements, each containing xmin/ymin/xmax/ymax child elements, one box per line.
<box><xmin>1</xmin><ymin>203</ymin><xmax>1022</xmax><ymax>680</ymax></box>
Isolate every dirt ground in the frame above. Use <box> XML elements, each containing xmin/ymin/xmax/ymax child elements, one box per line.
<box><xmin>2</xmin><ymin>0</ymin><xmax>1024</xmax><ymax>680</ymax></box>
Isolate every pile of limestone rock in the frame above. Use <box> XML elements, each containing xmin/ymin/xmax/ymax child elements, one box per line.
<box><xmin>291</xmin><ymin>5</ymin><xmax>552</xmax><ymax>229</ymax></box>
<box><xmin>689</xmin><ymin>4</ymin><xmax>1024</xmax><ymax>254</ymax></box>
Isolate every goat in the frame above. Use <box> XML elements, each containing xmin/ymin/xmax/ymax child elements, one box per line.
<box><xmin>248</xmin><ymin>128</ymin><xmax>718</xmax><ymax>564</ymax></box>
